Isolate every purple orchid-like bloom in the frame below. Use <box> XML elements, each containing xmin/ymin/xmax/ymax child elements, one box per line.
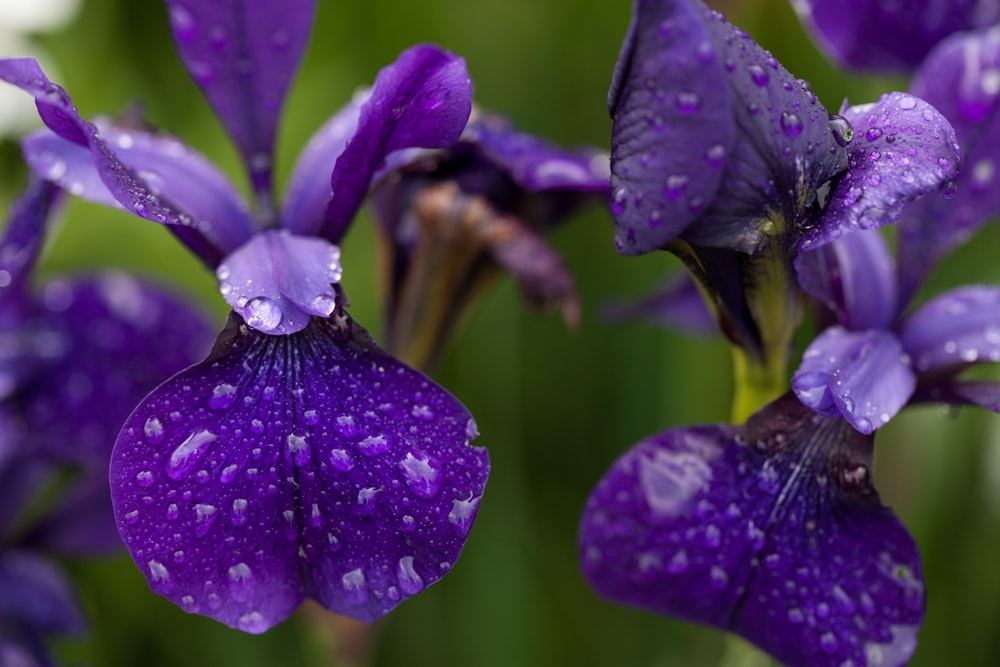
<box><xmin>371</xmin><ymin>108</ymin><xmax>609</xmax><ymax>368</ymax></box>
<box><xmin>0</xmin><ymin>177</ymin><xmax>212</xmax><ymax>665</ymax></box>
<box><xmin>793</xmin><ymin>26</ymin><xmax>1000</xmax><ymax>433</ymax></box>
<box><xmin>580</xmin><ymin>392</ymin><xmax>923</xmax><ymax>667</ymax></box>
<box><xmin>791</xmin><ymin>0</ymin><xmax>998</xmax><ymax>73</ymax></box>
<box><xmin>0</xmin><ymin>0</ymin><xmax>489</xmax><ymax>632</ymax></box>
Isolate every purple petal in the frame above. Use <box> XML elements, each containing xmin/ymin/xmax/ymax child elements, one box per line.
<box><xmin>216</xmin><ymin>230</ymin><xmax>342</xmax><ymax>335</ymax></box>
<box><xmin>791</xmin><ymin>0</ymin><xmax>997</xmax><ymax>72</ymax></box>
<box><xmin>323</xmin><ymin>44</ymin><xmax>473</xmax><ymax>243</ymax></box>
<box><xmin>22</xmin><ymin>475</ymin><xmax>121</xmax><ymax>557</ymax></box>
<box><xmin>24</xmin><ymin>273</ymin><xmax>213</xmax><ymax>465</ymax></box>
<box><xmin>602</xmin><ymin>271</ymin><xmax>718</xmax><ymax>336</ymax></box>
<box><xmin>282</xmin><ymin>93</ymin><xmax>367</xmax><ymax>237</ymax></box>
<box><xmin>793</xmin><ymin>327</ymin><xmax>916</xmax><ymax>432</ymax></box>
<box><xmin>0</xmin><ymin>550</ymin><xmax>85</xmax><ymax>635</ymax></box>
<box><xmin>899</xmin><ymin>286</ymin><xmax>1000</xmax><ymax>375</ymax></box>
<box><xmin>898</xmin><ymin>28</ymin><xmax>1000</xmax><ymax>300</ymax></box>
<box><xmin>110</xmin><ymin>313</ymin><xmax>489</xmax><ymax>630</ymax></box>
<box><xmin>164</xmin><ymin>0</ymin><xmax>315</xmax><ymax>208</ymax></box>
<box><xmin>0</xmin><ymin>178</ymin><xmax>59</xmax><ymax>297</ymax></box>
<box><xmin>579</xmin><ymin>393</ymin><xmax>923</xmax><ymax>667</ymax></box>
<box><xmin>912</xmin><ymin>379</ymin><xmax>1000</xmax><ymax>412</ymax></box>
<box><xmin>607</xmin><ymin>0</ymin><xmax>734</xmax><ymax>254</ymax></box>
<box><xmin>0</xmin><ymin>58</ymin><xmax>231</xmax><ymax>266</ymax></box>
<box><xmin>799</xmin><ymin>92</ymin><xmax>960</xmax><ymax>252</ymax></box>
<box><xmin>794</xmin><ymin>229</ymin><xmax>898</xmax><ymax>331</ymax></box>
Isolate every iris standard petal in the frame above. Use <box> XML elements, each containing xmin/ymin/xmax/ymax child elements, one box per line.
<box><xmin>164</xmin><ymin>0</ymin><xmax>315</xmax><ymax>208</ymax></box>
<box><xmin>898</xmin><ymin>28</ymin><xmax>1000</xmax><ymax>301</ymax></box>
<box><xmin>791</xmin><ymin>0</ymin><xmax>997</xmax><ymax>73</ymax></box>
<box><xmin>799</xmin><ymin>92</ymin><xmax>960</xmax><ymax>252</ymax></box>
<box><xmin>794</xmin><ymin>229</ymin><xmax>898</xmax><ymax>331</ymax></box>
<box><xmin>216</xmin><ymin>230</ymin><xmax>342</xmax><ymax>335</ymax></box>
<box><xmin>607</xmin><ymin>0</ymin><xmax>734</xmax><ymax>254</ymax></box>
<box><xmin>794</xmin><ymin>327</ymin><xmax>916</xmax><ymax>433</ymax></box>
<box><xmin>0</xmin><ymin>57</ymin><xmax>231</xmax><ymax>266</ymax></box>
<box><xmin>580</xmin><ymin>393</ymin><xmax>923</xmax><ymax>667</ymax></box>
<box><xmin>110</xmin><ymin>314</ymin><xmax>489</xmax><ymax>630</ymax></box>
<box><xmin>899</xmin><ymin>285</ymin><xmax>1000</xmax><ymax>375</ymax></box>
<box><xmin>324</xmin><ymin>44</ymin><xmax>473</xmax><ymax>243</ymax></box>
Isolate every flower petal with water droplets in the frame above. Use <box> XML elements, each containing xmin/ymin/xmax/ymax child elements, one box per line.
<box><xmin>899</xmin><ymin>286</ymin><xmax>1000</xmax><ymax>375</ymax></box>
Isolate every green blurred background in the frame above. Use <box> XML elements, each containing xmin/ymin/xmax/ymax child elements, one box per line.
<box><xmin>3</xmin><ymin>0</ymin><xmax>1000</xmax><ymax>665</ymax></box>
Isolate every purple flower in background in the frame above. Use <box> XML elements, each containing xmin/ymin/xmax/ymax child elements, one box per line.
<box><xmin>580</xmin><ymin>392</ymin><xmax>923</xmax><ymax>667</ymax></box>
<box><xmin>0</xmin><ymin>0</ymin><xmax>489</xmax><ymax>632</ymax></box>
<box><xmin>791</xmin><ymin>0</ymin><xmax>998</xmax><ymax>73</ymax></box>
<box><xmin>371</xmin><ymin>108</ymin><xmax>609</xmax><ymax>368</ymax></box>
<box><xmin>0</xmin><ymin>177</ymin><xmax>212</xmax><ymax>664</ymax></box>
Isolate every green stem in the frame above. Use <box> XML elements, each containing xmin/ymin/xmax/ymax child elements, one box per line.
<box><xmin>730</xmin><ymin>345</ymin><xmax>787</xmax><ymax>424</ymax></box>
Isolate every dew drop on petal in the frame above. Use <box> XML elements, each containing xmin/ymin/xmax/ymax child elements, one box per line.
<box><xmin>329</xmin><ymin>448</ymin><xmax>354</xmax><ymax>471</ymax></box>
<box><xmin>237</xmin><ymin>611</ymin><xmax>267</xmax><ymax>633</ymax></box>
<box><xmin>231</xmin><ymin>498</ymin><xmax>249</xmax><ymax>526</ymax></box>
<box><xmin>143</xmin><ymin>417</ymin><xmax>165</xmax><ymax>444</ymax></box>
<box><xmin>448</xmin><ymin>495</ymin><xmax>480</xmax><ymax>535</ymax></box>
<box><xmin>167</xmin><ymin>429</ymin><xmax>217</xmax><ymax>480</ymax></box>
<box><xmin>135</xmin><ymin>470</ymin><xmax>154</xmax><ymax>487</ymax></box>
<box><xmin>208</xmin><ymin>382</ymin><xmax>237</xmax><ymax>410</ymax></box>
<box><xmin>245</xmin><ymin>297</ymin><xmax>282</xmax><ymax>332</ymax></box>
<box><xmin>357</xmin><ymin>434</ymin><xmax>390</xmax><ymax>456</ymax></box>
<box><xmin>341</xmin><ymin>568</ymin><xmax>368</xmax><ymax>604</ymax></box>
<box><xmin>748</xmin><ymin>64</ymin><xmax>769</xmax><ymax>87</ymax></box>
<box><xmin>780</xmin><ymin>111</ymin><xmax>804</xmax><ymax>138</ymax></box>
<box><xmin>398</xmin><ymin>451</ymin><xmax>443</xmax><ymax>499</ymax></box>
<box><xmin>194</xmin><ymin>503</ymin><xmax>218</xmax><ymax>537</ymax></box>
<box><xmin>396</xmin><ymin>556</ymin><xmax>425</xmax><ymax>595</ymax></box>
<box><xmin>287</xmin><ymin>433</ymin><xmax>310</xmax><ymax>465</ymax></box>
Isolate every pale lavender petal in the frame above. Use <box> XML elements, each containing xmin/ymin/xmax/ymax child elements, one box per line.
<box><xmin>799</xmin><ymin>92</ymin><xmax>960</xmax><ymax>252</ymax></box>
<box><xmin>164</xmin><ymin>0</ymin><xmax>315</xmax><ymax>208</ymax></box>
<box><xmin>794</xmin><ymin>327</ymin><xmax>915</xmax><ymax>432</ymax></box>
<box><xmin>899</xmin><ymin>28</ymin><xmax>1000</xmax><ymax>301</ymax></box>
<box><xmin>217</xmin><ymin>230</ymin><xmax>342</xmax><ymax>335</ymax></box>
<box><xmin>795</xmin><ymin>229</ymin><xmax>898</xmax><ymax>330</ymax></box>
<box><xmin>281</xmin><ymin>92</ymin><xmax>367</xmax><ymax>237</ymax></box>
<box><xmin>0</xmin><ymin>57</ymin><xmax>232</xmax><ymax>266</ymax></box>
<box><xmin>110</xmin><ymin>313</ymin><xmax>489</xmax><ymax>630</ymax></box>
<box><xmin>900</xmin><ymin>286</ymin><xmax>1000</xmax><ymax>375</ymax></box>
<box><xmin>791</xmin><ymin>0</ymin><xmax>997</xmax><ymax>72</ymax></box>
<box><xmin>580</xmin><ymin>393</ymin><xmax>924</xmax><ymax>667</ymax></box>
<box><xmin>602</xmin><ymin>272</ymin><xmax>718</xmax><ymax>336</ymax></box>
<box><xmin>324</xmin><ymin>44</ymin><xmax>473</xmax><ymax>243</ymax></box>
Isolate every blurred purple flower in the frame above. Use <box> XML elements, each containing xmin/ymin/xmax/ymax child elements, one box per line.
<box><xmin>791</xmin><ymin>0</ymin><xmax>997</xmax><ymax>73</ymax></box>
<box><xmin>580</xmin><ymin>392</ymin><xmax>923</xmax><ymax>667</ymax></box>
<box><xmin>0</xmin><ymin>0</ymin><xmax>489</xmax><ymax>632</ymax></box>
<box><xmin>372</xmin><ymin>108</ymin><xmax>609</xmax><ymax>368</ymax></box>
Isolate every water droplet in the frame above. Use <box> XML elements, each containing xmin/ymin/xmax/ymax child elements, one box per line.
<box><xmin>897</xmin><ymin>95</ymin><xmax>917</xmax><ymax>110</ymax></box>
<box><xmin>664</xmin><ymin>174</ymin><xmax>688</xmax><ymax>200</ymax></box>
<box><xmin>194</xmin><ymin>503</ymin><xmax>218</xmax><ymax>537</ymax></box>
<box><xmin>136</xmin><ymin>470</ymin><xmax>155</xmax><ymax>487</ymax></box>
<box><xmin>143</xmin><ymin>417</ymin><xmax>165</xmax><ymax>444</ymax></box>
<box><xmin>396</xmin><ymin>556</ymin><xmax>425</xmax><ymax>595</ymax></box>
<box><xmin>787</xmin><ymin>607</ymin><xmax>804</xmax><ymax>624</ymax></box>
<box><xmin>465</xmin><ymin>417</ymin><xmax>479</xmax><ymax>440</ymax></box>
<box><xmin>208</xmin><ymin>382</ymin><xmax>237</xmax><ymax>410</ymax></box>
<box><xmin>168</xmin><ymin>5</ymin><xmax>196</xmax><ymax>43</ymax></box>
<box><xmin>828</xmin><ymin>114</ymin><xmax>853</xmax><ymax>146</ymax></box>
<box><xmin>167</xmin><ymin>430</ymin><xmax>217</xmax><ymax>480</ymax></box>
<box><xmin>399</xmin><ymin>451</ymin><xmax>443</xmax><ymax>499</ymax></box>
<box><xmin>448</xmin><ymin>495</ymin><xmax>480</xmax><ymax>535</ymax></box>
<box><xmin>357</xmin><ymin>487</ymin><xmax>380</xmax><ymax>514</ymax></box>
<box><xmin>705</xmin><ymin>144</ymin><xmax>726</xmax><ymax>169</ymax></box>
<box><xmin>675</xmin><ymin>91</ymin><xmax>701</xmax><ymax>114</ymax></box>
<box><xmin>228</xmin><ymin>562</ymin><xmax>255</xmax><ymax>602</ymax></box>
<box><xmin>287</xmin><ymin>433</ymin><xmax>310</xmax><ymax>465</ymax></box>
<box><xmin>410</xmin><ymin>404</ymin><xmax>434</xmax><ymax>421</ymax></box>
<box><xmin>667</xmin><ymin>550</ymin><xmax>688</xmax><ymax>574</ymax></box>
<box><xmin>704</xmin><ymin>524</ymin><xmax>721</xmax><ymax>548</ymax></box>
<box><xmin>123</xmin><ymin>510</ymin><xmax>139</xmax><ymax>524</ymax></box>
<box><xmin>780</xmin><ymin>111</ymin><xmax>803</xmax><ymax>138</ymax></box>
<box><xmin>819</xmin><ymin>631</ymin><xmax>839</xmax><ymax>654</ymax></box>
<box><xmin>245</xmin><ymin>297</ymin><xmax>282</xmax><ymax>332</ymax></box>
<box><xmin>358</xmin><ymin>434</ymin><xmax>390</xmax><ymax>456</ymax></box>
<box><xmin>709</xmin><ymin>565</ymin><xmax>729</xmax><ymax>588</ymax></box>
<box><xmin>148</xmin><ymin>560</ymin><xmax>171</xmax><ymax>589</ymax></box>
<box><xmin>341</xmin><ymin>568</ymin><xmax>368</xmax><ymax>604</ymax></box>
<box><xmin>237</xmin><ymin>611</ymin><xmax>268</xmax><ymax>633</ymax></box>
<box><xmin>329</xmin><ymin>448</ymin><xmax>354</xmax><ymax>472</ymax></box>
<box><xmin>865</xmin><ymin>127</ymin><xmax>882</xmax><ymax>142</ymax></box>
<box><xmin>310</xmin><ymin>293</ymin><xmax>336</xmax><ymax>315</ymax></box>
<box><xmin>232</xmin><ymin>498</ymin><xmax>249</xmax><ymax>526</ymax></box>
<box><xmin>748</xmin><ymin>64</ymin><xmax>769</xmax><ymax>87</ymax></box>
<box><xmin>220</xmin><ymin>464</ymin><xmax>239</xmax><ymax>483</ymax></box>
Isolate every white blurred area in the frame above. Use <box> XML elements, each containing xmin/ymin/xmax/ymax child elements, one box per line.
<box><xmin>0</xmin><ymin>0</ymin><xmax>81</xmax><ymax>137</ymax></box>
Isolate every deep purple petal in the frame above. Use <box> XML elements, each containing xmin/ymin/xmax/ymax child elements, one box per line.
<box><xmin>217</xmin><ymin>230</ymin><xmax>342</xmax><ymax>335</ymax></box>
<box><xmin>110</xmin><ymin>313</ymin><xmax>489</xmax><ymax>630</ymax></box>
<box><xmin>323</xmin><ymin>44</ymin><xmax>473</xmax><ymax>243</ymax></box>
<box><xmin>794</xmin><ymin>229</ymin><xmax>898</xmax><ymax>330</ymax></box>
<box><xmin>24</xmin><ymin>273</ymin><xmax>213</xmax><ymax>465</ymax></box>
<box><xmin>602</xmin><ymin>271</ymin><xmax>718</xmax><ymax>336</ymax></box>
<box><xmin>791</xmin><ymin>0</ymin><xmax>997</xmax><ymax>72</ymax></box>
<box><xmin>898</xmin><ymin>28</ymin><xmax>1000</xmax><ymax>301</ymax></box>
<box><xmin>164</xmin><ymin>0</ymin><xmax>315</xmax><ymax>208</ymax></box>
<box><xmin>899</xmin><ymin>286</ymin><xmax>1000</xmax><ymax>375</ymax></box>
<box><xmin>0</xmin><ymin>58</ymin><xmax>231</xmax><ymax>266</ymax></box>
<box><xmin>607</xmin><ymin>0</ymin><xmax>734</xmax><ymax>254</ymax></box>
<box><xmin>579</xmin><ymin>393</ymin><xmax>923</xmax><ymax>667</ymax></box>
<box><xmin>0</xmin><ymin>178</ymin><xmax>59</xmax><ymax>298</ymax></box>
<box><xmin>0</xmin><ymin>550</ymin><xmax>85</xmax><ymax>635</ymax></box>
<box><xmin>799</xmin><ymin>92</ymin><xmax>960</xmax><ymax>253</ymax></box>
<box><xmin>282</xmin><ymin>93</ymin><xmax>367</xmax><ymax>237</ymax></box>
<box><xmin>793</xmin><ymin>327</ymin><xmax>916</xmax><ymax>432</ymax></box>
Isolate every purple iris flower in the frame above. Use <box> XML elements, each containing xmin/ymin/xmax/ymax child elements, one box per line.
<box><xmin>580</xmin><ymin>392</ymin><xmax>923</xmax><ymax>667</ymax></box>
<box><xmin>1</xmin><ymin>177</ymin><xmax>212</xmax><ymax>665</ymax></box>
<box><xmin>371</xmin><ymin>108</ymin><xmax>610</xmax><ymax>369</ymax></box>
<box><xmin>791</xmin><ymin>0</ymin><xmax>998</xmax><ymax>73</ymax></box>
<box><xmin>0</xmin><ymin>0</ymin><xmax>490</xmax><ymax>632</ymax></box>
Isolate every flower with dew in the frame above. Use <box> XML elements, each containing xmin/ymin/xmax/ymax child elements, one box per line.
<box><xmin>0</xmin><ymin>176</ymin><xmax>212</xmax><ymax>664</ymax></box>
<box><xmin>371</xmin><ymin>108</ymin><xmax>610</xmax><ymax>369</ymax></box>
<box><xmin>0</xmin><ymin>0</ymin><xmax>490</xmax><ymax>632</ymax></box>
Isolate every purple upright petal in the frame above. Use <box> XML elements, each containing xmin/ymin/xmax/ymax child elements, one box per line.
<box><xmin>794</xmin><ymin>229</ymin><xmax>898</xmax><ymax>331</ymax></box>
<box><xmin>793</xmin><ymin>327</ymin><xmax>916</xmax><ymax>433</ymax></box>
<box><xmin>607</xmin><ymin>0</ymin><xmax>734</xmax><ymax>254</ymax></box>
<box><xmin>791</xmin><ymin>0</ymin><xmax>997</xmax><ymax>72</ymax></box>
<box><xmin>110</xmin><ymin>313</ymin><xmax>489</xmax><ymax>630</ymax></box>
<box><xmin>164</xmin><ymin>0</ymin><xmax>315</xmax><ymax>209</ymax></box>
<box><xmin>0</xmin><ymin>58</ymin><xmax>232</xmax><ymax>266</ymax></box>
<box><xmin>899</xmin><ymin>28</ymin><xmax>1000</xmax><ymax>301</ymax></box>
<box><xmin>799</xmin><ymin>92</ymin><xmax>960</xmax><ymax>252</ymax></box>
<box><xmin>323</xmin><ymin>45</ymin><xmax>473</xmax><ymax>243</ymax></box>
<box><xmin>899</xmin><ymin>286</ymin><xmax>1000</xmax><ymax>375</ymax></box>
<box><xmin>580</xmin><ymin>393</ymin><xmax>923</xmax><ymax>667</ymax></box>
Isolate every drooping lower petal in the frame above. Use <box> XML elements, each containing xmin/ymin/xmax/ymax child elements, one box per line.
<box><xmin>110</xmin><ymin>312</ymin><xmax>489</xmax><ymax>631</ymax></box>
<box><xmin>579</xmin><ymin>392</ymin><xmax>924</xmax><ymax>667</ymax></box>
<box><xmin>799</xmin><ymin>92</ymin><xmax>960</xmax><ymax>252</ymax></box>
<box><xmin>899</xmin><ymin>285</ymin><xmax>1000</xmax><ymax>375</ymax></box>
<box><xmin>793</xmin><ymin>327</ymin><xmax>915</xmax><ymax>433</ymax></box>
